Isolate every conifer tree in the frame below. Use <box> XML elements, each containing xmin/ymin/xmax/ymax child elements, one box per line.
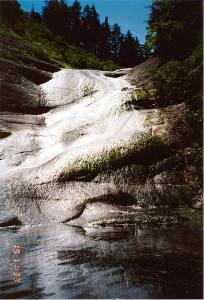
<box><xmin>119</xmin><ymin>31</ymin><xmax>143</xmax><ymax>67</ymax></box>
<box><xmin>30</xmin><ymin>7</ymin><xmax>42</xmax><ymax>23</ymax></box>
<box><xmin>98</xmin><ymin>16</ymin><xmax>111</xmax><ymax>59</ymax></box>
<box><xmin>42</xmin><ymin>0</ymin><xmax>69</xmax><ymax>38</ymax></box>
<box><xmin>110</xmin><ymin>23</ymin><xmax>123</xmax><ymax>61</ymax></box>
<box><xmin>81</xmin><ymin>5</ymin><xmax>100</xmax><ymax>54</ymax></box>
<box><xmin>0</xmin><ymin>0</ymin><xmax>23</xmax><ymax>29</ymax></box>
<box><xmin>147</xmin><ymin>0</ymin><xmax>202</xmax><ymax>61</ymax></box>
<box><xmin>69</xmin><ymin>0</ymin><xmax>81</xmax><ymax>45</ymax></box>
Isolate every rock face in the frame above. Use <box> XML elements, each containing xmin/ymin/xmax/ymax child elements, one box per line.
<box><xmin>128</xmin><ymin>57</ymin><xmax>160</xmax><ymax>89</ymax></box>
<box><xmin>0</xmin><ymin>34</ymin><xmax>59</xmax><ymax>114</ymax></box>
<box><xmin>0</xmin><ymin>38</ymin><xmax>197</xmax><ymax>225</ymax></box>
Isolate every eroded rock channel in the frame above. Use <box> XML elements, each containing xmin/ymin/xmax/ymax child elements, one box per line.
<box><xmin>0</xmin><ymin>56</ymin><xmax>198</xmax><ymax>226</ymax></box>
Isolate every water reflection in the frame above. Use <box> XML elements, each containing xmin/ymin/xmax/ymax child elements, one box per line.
<box><xmin>0</xmin><ymin>224</ymin><xmax>202</xmax><ymax>299</ymax></box>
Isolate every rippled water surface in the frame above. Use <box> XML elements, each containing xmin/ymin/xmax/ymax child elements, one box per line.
<box><xmin>0</xmin><ymin>223</ymin><xmax>202</xmax><ymax>299</ymax></box>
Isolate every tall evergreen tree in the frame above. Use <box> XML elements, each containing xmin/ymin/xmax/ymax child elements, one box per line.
<box><xmin>147</xmin><ymin>0</ymin><xmax>202</xmax><ymax>61</ymax></box>
<box><xmin>110</xmin><ymin>24</ymin><xmax>123</xmax><ymax>61</ymax></box>
<box><xmin>81</xmin><ymin>5</ymin><xmax>100</xmax><ymax>53</ymax></box>
<box><xmin>30</xmin><ymin>7</ymin><xmax>43</xmax><ymax>23</ymax></box>
<box><xmin>98</xmin><ymin>16</ymin><xmax>111</xmax><ymax>59</ymax></box>
<box><xmin>140</xmin><ymin>42</ymin><xmax>152</xmax><ymax>60</ymax></box>
<box><xmin>42</xmin><ymin>0</ymin><xmax>69</xmax><ymax>38</ymax></box>
<box><xmin>0</xmin><ymin>0</ymin><xmax>23</xmax><ymax>29</ymax></box>
<box><xmin>119</xmin><ymin>31</ymin><xmax>143</xmax><ymax>67</ymax></box>
<box><xmin>69</xmin><ymin>0</ymin><xmax>81</xmax><ymax>45</ymax></box>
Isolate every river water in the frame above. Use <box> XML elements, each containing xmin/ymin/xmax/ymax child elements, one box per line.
<box><xmin>0</xmin><ymin>223</ymin><xmax>202</xmax><ymax>299</ymax></box>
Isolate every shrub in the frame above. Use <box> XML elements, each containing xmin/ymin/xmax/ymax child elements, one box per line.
<box><xmin>151</xmin><ymin>44</ymin><xmax>202</xmax><ymax>107</ymax></box>
<box><xmin>81</xmin><ymin>80</ymin><xmax>99</xmax><ymax>97</ymax></box>
<box><xmin>151</xmin><ymin>60</ymin><xmax>188</xmax><ymax>105</ymax></box>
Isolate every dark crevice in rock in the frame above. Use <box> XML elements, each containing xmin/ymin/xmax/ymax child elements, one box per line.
<box><xmin>18</xmin><ymin>148</ymin><xmax>42</xmax><ymax>154</ymax></box>
<box><xmin>16</xmin><ymin>54</ymin><xmax>60</xmax><ymax>73</ymax></box>
<box><xmin>72</xmin><ymin>172</ymin><xmax>98</xmax><ymax>182</ymax></box>
<box><xmin>104</xmin><ymin>68</ymin><xmax>130</xmax><ymax>78</ymax></box>
<box><xmin>104</xmin><ymin>73</ymin><xmax>124</xmax><ymax>78</ymax></box>
<box><xmin>0</xmin><ymin>131</ymin><xmax>11</xmax><ymax>139</ymax></box>
<box><xmin>62</xmin><ymin>192</ymin><xmax>135</xmax><ymax>223</ymax></box>
<box><xmin>89</xmin><ymin>192</ymin><xmax>135</xmax><ymax>206</ymax></box>
<box><xmin>0</xmin><ymin>216</ymin><xmax>22</xmax><ymax>227</ymax></box>
<box><xmin>123</xmin><ymin>99</ymin><xmax>156</xmax><ymax>110</ymax></box>
<box><xmin>0</xmin><ymin>58</ymin><xmax>52</xmax><ymax>85</ymax></box>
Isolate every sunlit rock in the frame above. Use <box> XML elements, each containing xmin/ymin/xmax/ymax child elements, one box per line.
<box><xmin>0</xmin><ymin>66</ymin><xmax>196</xmax><ymax>225</ymax></box>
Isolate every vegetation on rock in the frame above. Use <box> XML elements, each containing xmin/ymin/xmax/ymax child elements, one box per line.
<box><xmin>146</xmin><ymin>0</ymin><xmax>203</xmax><ymax>188</ymax></box>
<box><xmin>0</xmin><ymin>22</ymin><xmax>118</xmax><ymax>71</ymax></box>
<box><xmin>59</xmin><ymin>133</ymin><xmax>174</xmax><ymax>182</ymax></box>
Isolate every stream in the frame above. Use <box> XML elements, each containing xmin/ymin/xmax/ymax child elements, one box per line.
<box><xmin>0</xmin><ymin>223</ymin><xmax>202</xmax><ymax>299</ymax></box>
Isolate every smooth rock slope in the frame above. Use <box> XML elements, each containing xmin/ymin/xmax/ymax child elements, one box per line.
<box><xmin>0</xmin><ymin>66</ymin><xmax>196</xmax><ymax>225</ymax></box>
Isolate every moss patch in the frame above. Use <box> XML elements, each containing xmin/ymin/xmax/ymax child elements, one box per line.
<box><xmin>59</xmin><ymin>133</ymin><xmax>170</xmax><ymax>181</ymax></box>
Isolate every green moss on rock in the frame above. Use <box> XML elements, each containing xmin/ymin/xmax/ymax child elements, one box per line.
<box><xmin>59</xmin><ymin>133</ymin><xmax>169</xmax><ymax>181</ymax></box>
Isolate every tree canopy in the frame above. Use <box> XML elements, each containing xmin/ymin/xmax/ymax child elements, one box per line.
<box><xmin>41</xmin><ymin>0</ymin><xmax>144</xmax><ymax>65</ymax></box>
<box><xmin>146</xmin><ymin>0</ymin><xmax>202</xmax><ymax>61</ymax></box>
<box><xmin>0</xmin><ymin>0</ymin><xmax>23</xmax><ymax>30</ymax></box>
<box><xmin>0</xmin><ymin>0</ymin><xmax>145</xmax><ymax>67</ymax></box>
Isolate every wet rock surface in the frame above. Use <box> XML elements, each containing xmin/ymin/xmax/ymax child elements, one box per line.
<box><xmin>68</xmin><ymin>203</ymin><xmax>189</xmax><ymax>228</ymax></box>
<box><xmin>0</xmin><ymin>35</ymin><xmax>199</xmax><ymax>225</ymax></box>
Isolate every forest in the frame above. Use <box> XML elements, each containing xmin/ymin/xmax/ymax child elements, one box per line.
<box><xmin>0</xmin><ymin>0</ymin><xmax>149</xmax><ymax>67</ymax></box>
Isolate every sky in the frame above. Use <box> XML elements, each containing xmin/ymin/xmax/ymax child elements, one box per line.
<box><xmin>19</xmin><ymin>0</ymin><xmax>152</xmax><ymax>44</ymax></box>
